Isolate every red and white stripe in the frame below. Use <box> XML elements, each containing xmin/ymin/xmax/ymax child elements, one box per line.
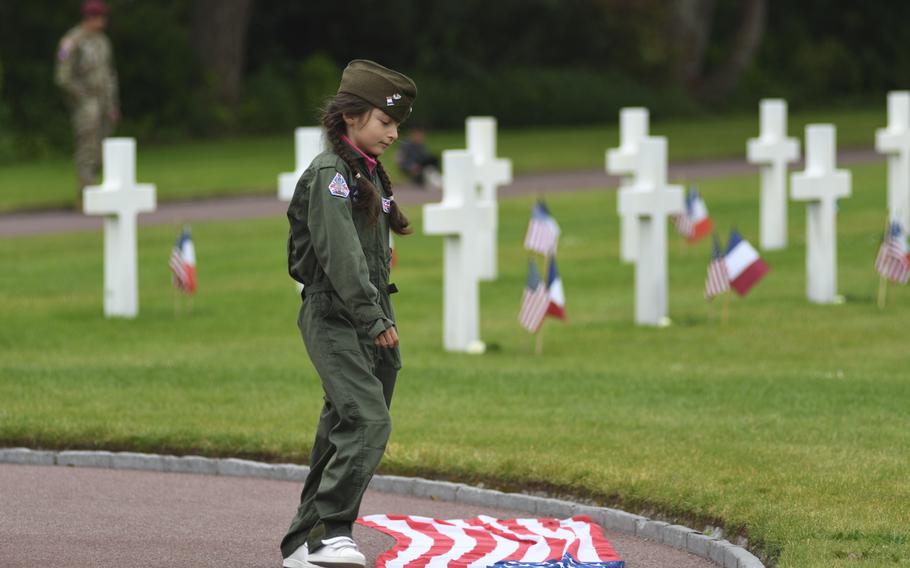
<box><xmin>524</xmin><ymin>219</ymin><xmax>560</xmax><ymax>256</ymax></box>
<box><xmin>672</xmin><ymin>213</ymin><xmax>693</xmax><ymax>238</ymax></box>
<box><xmin>357</xmin><ymin>514</ymin><xmax>622</xmax><ymax>568</ymax></box>
<box><xmin>169</xmin><ymin>233</ymin><xmax>197</xmax><ymax>294</ymax></box>
<box><xmin>519</xmin><ymin>285</ymin><xmax>550</xmax><ymax>333</ymax></box>
<box><xmin>875</xmin><ymin>236</ymin><xmax>910</xmax><ymax>284</ymax></box>
<box><xmin>704</xmin><ymin>257</ymin><xmax>730</xmax><ymax>300</ymax></box>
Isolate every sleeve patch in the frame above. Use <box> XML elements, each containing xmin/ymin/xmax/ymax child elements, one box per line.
<box><xmin>58</xmin><ymin>39</ymin><xmax>74</xmax><ymax>61</ymax></box>
<box><xmin>382</xmin><ymin>197</ymin><xmax>391</xmax><ymax>213</ymax></box>
<box><xmin>328</xmin><ymin>172</ymin><xmax>350</xmax><ymax>198</ymax></box>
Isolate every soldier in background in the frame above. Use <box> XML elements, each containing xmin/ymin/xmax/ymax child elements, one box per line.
<box><xmin>55</xmin><ymin>0</ymin><xmax>119</xmax><ymax>207</ymax></box>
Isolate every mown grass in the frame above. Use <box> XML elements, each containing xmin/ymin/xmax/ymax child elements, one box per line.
<box><xmin>0</xmin><ymin>106</ymin><xmax>885</xmax><ymax>212</ymax></box>
<box><xmin>1</xmin><ymin>160</ymin><xmax>908</xmax><ymax>566</ymax></box>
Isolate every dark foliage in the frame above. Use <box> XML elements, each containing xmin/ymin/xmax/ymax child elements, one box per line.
<box><xmin>1</xmin><ymin>0</ymin><xmax>909</xmax><ymax>161</ymax></box>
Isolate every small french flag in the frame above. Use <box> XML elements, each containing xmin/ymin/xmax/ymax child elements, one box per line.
<box><xmin>724</xmin><ymin>229</ymin><xmax>768</xmax><ymax>296</ymax></box>
<box><xmin>546</xmin><ymin>256</ymin><xmax>566</xmax><ymax>320</ymax></box>
<box><xmin>685</xmin><ymin>188</ymin><xmax>713</xmax><ymax>243</ymax></box>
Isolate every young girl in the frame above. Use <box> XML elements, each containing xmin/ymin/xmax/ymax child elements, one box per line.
<box><xmin>281</xmin><ymin>60</ymin><xmax>416</xmax><ymax>568</ymax></box>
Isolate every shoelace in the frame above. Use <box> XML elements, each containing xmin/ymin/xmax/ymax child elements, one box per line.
<box><xmin>322</xmin><ymin>536</ymin><xmax>358</xmax><ymax>551</ymax></box>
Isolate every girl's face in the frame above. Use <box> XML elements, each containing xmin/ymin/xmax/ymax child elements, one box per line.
<box><xmin>344</xmin><ymin>108</ymin><xmax>400</xmax><ymax>156</ymax></box>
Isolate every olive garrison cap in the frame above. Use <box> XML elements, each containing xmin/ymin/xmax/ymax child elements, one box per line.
<box><xmin>338</xmin><ymin>59</ymin><xmax>417</xmax><ymax>123</ymax></box>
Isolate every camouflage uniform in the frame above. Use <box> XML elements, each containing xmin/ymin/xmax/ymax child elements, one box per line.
<box><xmin>54</xmin><ymin>24</ymin><xmax>119</xmax><ymax>191</ymax></box>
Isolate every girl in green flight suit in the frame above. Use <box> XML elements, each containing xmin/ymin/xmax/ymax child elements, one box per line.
<box><xmin>281</xmin><ymin>60</ymin><xmax>417</xmax><ymax>568</ymax></box>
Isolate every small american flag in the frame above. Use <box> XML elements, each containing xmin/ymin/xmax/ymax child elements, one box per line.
<box><xmin>704</xmin><ymin>233</ymin><xmax>729</xmax><ymax>300</ymax></box>
<box><xmin>357</xmin><ymin>514</ymin><xmax>624</xmax><ymax>568</ymax></box>
<box><xmin>169</xmin><ymin>226</ymin><xmax>197</xmax><ymax>294</ymax></box>
<box><xmin>671</xmin><ymin>211</ymin><xmax>693</xmax><ymax>239</ymax></box>
<box><xmin>520</xmin><ymin>260</ymin><xmax>550</xmax><ymax>333</ymax></box>
<box><xmin>672</xmin><ymin>214</ymin><xmax>693</xmax><ymax>239</ymax></box>
<box><xmin>875</xmin><ymin>221</ymin><xmax>910</xmax><ymax>284</ymax></box>
<box><xmin>524</xmin><ymin>201</ymin><xmax>560</xmax><ymax>255</ymax></box>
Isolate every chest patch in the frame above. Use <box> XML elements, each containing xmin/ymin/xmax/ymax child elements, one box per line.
<box><xmin>328</xmin><ymin>172</ymin><xmax>350</xmax><ymax>198</ymax></box>
<box><xmin>382</xmin><ymin>197</ymin><xmax>391</xmax><ymax>214</ymax></box>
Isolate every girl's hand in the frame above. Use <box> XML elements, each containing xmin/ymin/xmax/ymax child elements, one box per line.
<box><xmin>374</xmin><ymin>326</ymin><xmax>399</xmax><ymax>348</ymax></box>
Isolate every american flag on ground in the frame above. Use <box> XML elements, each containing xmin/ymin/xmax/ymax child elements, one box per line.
<box><xmin>169</xmin><ymin>226</ymin><xmax>197</xmax><ymax>294</ymax></box>
<box><xmin>704</xmin><ymin>234</ymin><xmax>730</xmax><ymax>300</ymax></box>
<box><xmin>672</xmin><ymin>187</ymin><xmax>713</xmax><ymax>243</ymax></box>
<box><xmin>357</xmin><ymin>514</ymin><xmax>624</xmax><ymax>568</ymax></box>
<box><xmin>520</xmin><ymin>260</ymin><xmax>550</xmax><ymax>333</ymax></box>
<box><xmin>875</xmin><ymin>221</ymin><xmax>910</xmax><ymax>284</ymax></box>
<box><xmin>524</xmin><ymin>201</ymin><xmax>561</xmax><ymax>255</ymax></box>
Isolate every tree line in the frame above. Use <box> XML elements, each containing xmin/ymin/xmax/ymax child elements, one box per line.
<box><xmin>0</xmin><ymin>0</ymin><xmax>908</xmax><ymax>161</ymax></box>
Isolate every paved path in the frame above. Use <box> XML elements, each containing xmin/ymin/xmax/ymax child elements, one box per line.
<box><xmin>0</xmin><ymin>149</ymin><xmax>881</xmax><ymax>238</ymax></box>
<box><xmin>1</xmin><ymin>464</ymin><xmax>715</xmax><ymax>568</ymax></box>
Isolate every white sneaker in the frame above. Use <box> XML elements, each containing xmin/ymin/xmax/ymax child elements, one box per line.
<box><xmin>282</xmin><ymin>543</ymin><xmax>315</xmax><ymax>568</ymax></box>
<box><xmin>306</xmin><ymin>536</ymin><xmax>366</xmax><ymax>568</ymax></box>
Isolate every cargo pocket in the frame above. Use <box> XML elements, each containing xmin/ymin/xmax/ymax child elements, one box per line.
<box><xmin>376</xmin><ymin>345</ymin><xmax>402</xmax><ymax>371</ymax></box>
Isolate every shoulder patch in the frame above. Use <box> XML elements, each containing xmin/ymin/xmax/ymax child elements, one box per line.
<box><xmin>328</xmin><ymin>172</ymin><xmax>350</xmax><ymax>198</ymax></box>
<box><xmin>58</xmin><ymin>38</ymin><xmax>75</xmax><ymax>61</ymax></box>
<box><xmin>382</xmin><ymin>197</ymin><xmax>391</xmax><ymax>214</ymax></box>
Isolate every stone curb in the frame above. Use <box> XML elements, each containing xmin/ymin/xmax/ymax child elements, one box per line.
<box><xmin>0</xmin><ymin>447</ymin><xmax>765</xmax><ymax>567</ymax></box>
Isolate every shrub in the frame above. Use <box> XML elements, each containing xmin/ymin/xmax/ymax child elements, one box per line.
<box><xmin>410</xmin><ymin>67</ymin><xmax>699</xmax><ymax>129</ymax></box>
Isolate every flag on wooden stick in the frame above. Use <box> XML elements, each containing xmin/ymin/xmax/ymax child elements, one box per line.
<box><xmin>169</xmin><ymin>226</ymin><xmax>197</xmax><ymax>294</ymax></box>
<box><xmin>875</xmin><ymin>221</ymin><xmax>910</xmax><ymax>284</ymax></box>
<box><xmin>724</xmin><ymin>229</ymin><xmax>768</xmax><ymax>296</ymax></box>
<box><xmin>524</xmin><ymin>200</ymin><xmax>560</xmax><ymax>255</ymax></box>
<box><xmin>704</xmin><ymin>233</ymin><xmax>730</xmax><ymax>300</ymax></box>
<box><xmin>519</xmin><ymin>260</ymin><xmax>550</xmax><ymax>333</ymax></box>
<box><xmin>545</xmin><ymin>256</ymin><xmax>566</xmax><ymax>320</ymax></box>
<box><xmin>672</xmin><ymin>186</ymin><xmax>713</xmax><ymax>243</ymax></box>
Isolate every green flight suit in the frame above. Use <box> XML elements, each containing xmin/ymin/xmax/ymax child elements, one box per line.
<box><xmin>281</xmin><ymin>149</ymin><xmax>401</xmax><ymax>558</ymax></box>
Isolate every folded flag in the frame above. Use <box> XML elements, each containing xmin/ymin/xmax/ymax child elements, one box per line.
<box><xmin>546</xmin><ymin>256</ymin><xmax>566</xmax><ymax>320</ymax></box>
<box><xmin>672</xmin><ymin>187</ymin><xmax>713</xmax><ymax>243</ymax></box>
<box><xmin>358</xmin><ymin>514</ymin><xmax>624</xmax><ymax>568</ymax></box>
<box><xmin>524</xmin><ymin>201</ymin><xmax>561</xmax><ymax>255</ymax></box>
<box><xmin>520</xmin><ymin>260</ymin><xmax>550</xmax><ymax>333</ymax></box>
<box><xmin>704</xmin><ymin>233</ymin><xmax>730</xmax><ymax>300</ymax></box>
<box><xmin>169</xmin><ymin>226</ymin><xmax>196</xmax><ymax>294</ymax></box>
<box><xmin>875</xmin><ymin>221</ymin><xmax>910</xmax><ymax>284</ymax></box>
<box><xmin>724</xmin><ymin>229</ymin><xmax>768</xmax><ymax>296</ymax></box>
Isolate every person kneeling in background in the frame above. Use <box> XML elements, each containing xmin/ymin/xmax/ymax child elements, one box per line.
<box><xmin>395</xmin><ymin>126</ymin><xmax>441</xmax><ymax>189</ymax></box>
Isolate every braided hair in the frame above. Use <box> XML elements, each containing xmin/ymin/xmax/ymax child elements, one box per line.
<box><xmin>321</xmin><ymin>93</ymin><xmax>412</xmax><ymax>235</ymax></box>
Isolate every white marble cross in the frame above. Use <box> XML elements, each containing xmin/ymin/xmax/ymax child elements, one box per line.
<box><xmin>746</xmin><ymin>99</ymin><xmax>800</xmax><ymax>251</ymax></box>
<box><xmin>423</xmin><ymin>150</ymin><xmax>495</xmax><ymax>353</ymax></box>
<box><xmin>607</xmin><ymin>107</ymin><xmax>649</xmax><ymax>263</ymax></box>
<box><xmin>791</xmin><ymin>125</ymin><xmax>852</xmax><ymax>304</ymax></box>
<box><xmin>617</xmin><ymin>136</ymin><xmax>684</xmax><ymax>326</ymax></box>
<box><xmin>876</xmin><ymin>91</ymin><xmax>910</xmax><ymax>230</ymax></box>
<box><xmin>466</xmin><ymin>116</ymin><xmax>512</xmax><ymax>281</ymax></box>
<box><xmin>278</xmin><ymin>127</ymin><xmax>324</xmax><ymax>202</ymax></box>
<box><xmin>83</xmin><ymin>138</ymin><xmax>157</xmax><ymax>318</ymax></box>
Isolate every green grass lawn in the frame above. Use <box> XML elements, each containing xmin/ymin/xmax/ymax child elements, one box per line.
<box><xmin>2</xmin><ymin>160</ymin><xmax>909</xmax><ymax>566</ymax></box>
<box><xmin>0</xmin><ymin>106</ymin><xmax>886</xmax><ymax>213</ymax></box>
